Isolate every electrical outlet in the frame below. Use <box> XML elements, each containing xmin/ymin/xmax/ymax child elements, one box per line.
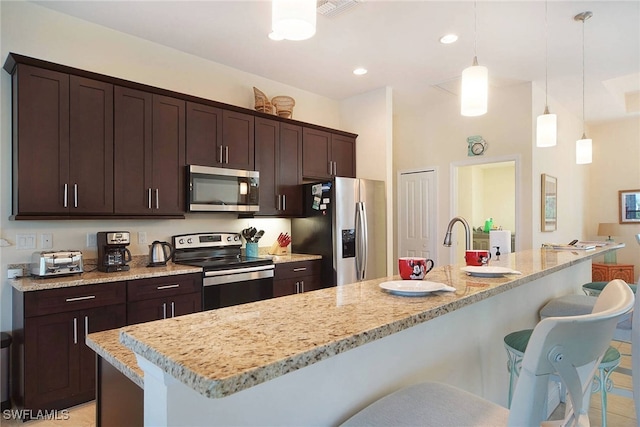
<box><xmin>86</xmin><ymin>233</ymin><xmax>97</xmax><ymax>248</ymax></box>
<box><xmin>138</xmin><ymin>232</ymin><xmax>147</xmax><ymax>245</ymax></box>
<box><xmin>41</xmin><ymin>233</ymin><xmax>53</xmax><ymax>249</ymax></box>
<box><xmin>16</xmin><ymin>233</ymin><xmax>36</xmax><ymax>250</ymax></box>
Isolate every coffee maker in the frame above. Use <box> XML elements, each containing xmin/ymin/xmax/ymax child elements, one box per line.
<box><xmin>97</xmin><ymin>231</ymin><xmax>132</xmax><ymax>272</ymax></box>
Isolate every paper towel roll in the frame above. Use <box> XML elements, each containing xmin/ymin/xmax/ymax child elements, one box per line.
<box><xmin>490</xmin><ymin>230</ymin><xmax>512</xmax><ymax>258</ymax></box>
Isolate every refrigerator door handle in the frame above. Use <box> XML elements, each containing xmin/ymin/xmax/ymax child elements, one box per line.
<box><xmin>355</xmin><ymin>201</ymin><xmax>368</xmax><ymax>280</ymax></box>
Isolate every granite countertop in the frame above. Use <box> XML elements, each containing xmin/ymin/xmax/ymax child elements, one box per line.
<box><xmin>85</xmin><ymin>328</ymin><xmax>144</xmax><ymax>389</ymax></box>
<box><xmin>108</xmin><ymin>245</ymin><xmax>621</xmax><ymax>399</ymax></box>
<box><xmin>11</xmin><ymin>253</ymin><xmax>321</xmax><ymax>292</ymax></box>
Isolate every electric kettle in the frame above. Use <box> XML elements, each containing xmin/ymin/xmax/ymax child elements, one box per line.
<box><xmin>148</xmin><ymin>241</ymin><xmax>174</xmax><ymax>267</ymax></box>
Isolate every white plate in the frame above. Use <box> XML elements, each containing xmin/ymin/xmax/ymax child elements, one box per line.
<box><xmin>461</xmin><ymin>266</ymin><xmax>522</xmax><ymax>277</ymax></box>
<box><xmin>379</xmin><ymin>281</ymin><xmax>456</xmax><ymax>297</ymax></box>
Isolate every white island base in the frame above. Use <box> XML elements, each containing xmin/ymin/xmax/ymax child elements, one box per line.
<box><xmin>134</xmin><ymin>262</ymin><xmax>590</xmax><ymax>426</ymax></box>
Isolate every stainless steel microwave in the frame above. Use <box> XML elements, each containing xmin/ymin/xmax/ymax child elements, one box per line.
<box><xmin>188</xmin><ymin>165</ymin><xmax>259</xmax><ymax>212</ymax></box>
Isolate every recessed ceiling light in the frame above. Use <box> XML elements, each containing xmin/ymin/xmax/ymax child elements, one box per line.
<box><xmin>353</xmin><ymin>67</ymin><xmax>368</xmax><ymax>76</ymax></box>
<box><xmin>439</xmin><ymin>34</ymin><xmax>458</xmax><ymax>44</ymax></box>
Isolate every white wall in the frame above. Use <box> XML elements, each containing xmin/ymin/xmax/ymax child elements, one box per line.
<box><xmin>587</xmin><ymin>117</ymin><xmax>640</xmax><ymax>281</ymax></box>
<box><xmin>393</xmin><ymin>82</ymin><xmax>534</xmax><ymax>265</ymax></box>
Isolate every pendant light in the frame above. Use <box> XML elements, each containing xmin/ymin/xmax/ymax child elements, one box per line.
<box><xmin>271</xmin><ymin>0</ymin><xmax>316</xmax><ymax>41</ymax></box>
<box><xmin>536</xmin><ymin>1</ymin><xmax>557</xmax><ymax>147</ymax></box>
<box><xmin>461</xmin><ymin>1</ymin><xmax>488</xmax><ymax>117</ymax></box>
<box><xmin>575</xmin><ymin>11</ymin><xmax>593</xmax><ymax>164</ymax></box>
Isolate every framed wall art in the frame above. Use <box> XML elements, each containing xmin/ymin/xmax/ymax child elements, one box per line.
<box><xmin>541</xmin><ymin>174</ymin><xmax>557</xmax><ymax>232</ymax></box>
<box><xmin>619</xmin><ymin>189</ymin><xmax>640</xmax><ymax>223</ymax></box>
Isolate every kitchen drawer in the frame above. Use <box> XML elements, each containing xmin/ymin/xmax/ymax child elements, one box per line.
<box><xmin>24</xmin><ymin>282</ymin><xmax>126</xmax><ymax>317</ymax></box>
<box><xmin>127</xmin><ymin>273</ymin><xmax>202</xmax><ymax>302</ymax></box>
<box><xmin>274</xmin><ymin>260</ymin><xmax>321</xmax><ymax>280</ymax></box>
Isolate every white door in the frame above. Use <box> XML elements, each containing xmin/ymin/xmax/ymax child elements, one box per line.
<box><xmin>398</xmin><ymin>169</ymin><xmax>437</xmax><ymax>269</ymax></box>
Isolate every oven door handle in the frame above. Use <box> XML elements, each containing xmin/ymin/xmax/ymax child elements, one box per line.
<box><xmin>203</xmin><ymin>265</ymin><xmax>274</xmax><ymax>286</ymax></box>
<box><xmin>203</xmin><ymin>264</ymin><xmax>274</xmax><ymax>277</ymax></box>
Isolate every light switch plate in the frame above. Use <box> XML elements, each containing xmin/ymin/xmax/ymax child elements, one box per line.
<box><xmin>16</xmin><ymin>233</ymin><xmax>36</xmax><ymax>250</ymax></box>
<box><xmin>86</xmin><ymin>233</ymin><xmax>97</xmax><ymax>248</ymax></box>
<box><xmin>41</xmin><ymin>233</ymin><xmax>53</xmax><ymax>249</ymax></box>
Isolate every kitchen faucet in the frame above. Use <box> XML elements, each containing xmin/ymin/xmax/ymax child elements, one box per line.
<box><xmin>443</xmin><ymin>216</ymin><xmax>471</xmax><ymax>251</ymax></box>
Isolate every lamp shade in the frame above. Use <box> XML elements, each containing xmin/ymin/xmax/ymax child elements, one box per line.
<box><xmin>536</xmin><ymin>110</ymin><xmax>557</xmax><ymax>147</ymax></box>
<box><xmin>461</xmin><ymin>61</ymin><xmax>488</xmax><ymax>117</ymax></box>
<box><xmin>271</xmin><ymin>0</ymin><xmax>316</xmax><ymax>41</ymax></box>
<box><xmin>597</xmin><ymin>223</ymin><xmax>620</xmax><ymax>238</ymax></box>
<box><xmin>576</xmin><ymin>136</ymin><xmax>592</xmax><ymax>164</ymax></box>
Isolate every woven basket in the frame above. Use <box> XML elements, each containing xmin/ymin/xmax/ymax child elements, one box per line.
<box><xmin>253</xmin><ymin>87</ymin><xmax>273</xmax><ymax>114</ymax></box>
<box><xmin>272</xmin><ymin>96</ymin><xmax>295</xmax><ymax>118</ymax></box>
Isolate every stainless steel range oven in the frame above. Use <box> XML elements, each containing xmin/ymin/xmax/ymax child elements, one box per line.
<box><xmin>171</xmin><ymin>232</ymin><xmax>274</xmax><ymax>310</ymax></box>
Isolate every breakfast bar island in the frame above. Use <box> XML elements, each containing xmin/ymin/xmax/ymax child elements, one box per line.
<box><xmin>87</xmin><ymin>245</ymin><xmax>622</xmax><ymax>426</ymax></box>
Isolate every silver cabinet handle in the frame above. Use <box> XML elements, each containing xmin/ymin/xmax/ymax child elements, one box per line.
<box><xmin>148</xmin><ymin>188</ymin><xmax>152</xmax><ymax>209</ymax></box>
<box><xmin>277</xmin><ymin>194</ymin><xmax>281</xmax><ymax>211</ymax></box>
<box><xmin>155</xmin><ymin>188</ymin><xmax>159</xmax><ymax>209</ymax></box>
<box><xmin>225</xmin><ymin>146</ymin><xmax>229</xmax><ymax>164</ymax></box>
<box><xmin>74</xmin><ymin>183</ymin><xmax>78</xmax><ymax>208</ymax></box>
<box><xmin>73</xmin><ymin>317</ymin><xmax>78</xmax><ymax>345</ymax></box>
<box><xmin>293</xmin><ymin>267</ymin><xmax>307</xmax><ymax>272</ymax></box>
<box><xmin>84</xmin><ymin>316</ymin><xmax>89</xmax><ymax>337</ymax></box>
<box><xmin>333</xmin><ymin>161</ymin><xmax>337</xmax><ymax>176</ymax></box>
<box><xmin>218</xmin><ymin>146</ymin><xmax>224</xmax><ymax>164</ymax></box>
<box><xmin>171</xmin><ymin>301</ymin><xmax>175</xmax><ymax>318</ymax></box>
<box><xmin>65</xmin><ymin>295</ymin><xmax>96</xmax><ymax>302</ymax></box>
<box><xmin>300</xmin><ymin>280</ymin><xmax>305</xmax><ymax>293</ymax></box>
<box><xmin>282</xmin><ymin>194</ymin><xmax>286</xmax><ymax>211</ymax></box>
<box><xmin>295</xmin><ymin>282</ymin><xmax>299</xmax><ymax>294</ymax></box>
<box><xmin>162</xmin><ymin>302</ymin><xmax>167</xmax><ymax>319</ymax></box>
<box><xmin>157</xmin><ymin>284</ymin><xmax>180</xmax><ymax>290</ymax></box>
<box><xmin>328</xmin><ymin>161</ymin><xmax>332</xmax><ymax>175</ymax></box>
<box><xmin>63</xmin><ymin>183</ymin><xmax>68</xmax><ymax>208</ymax></box>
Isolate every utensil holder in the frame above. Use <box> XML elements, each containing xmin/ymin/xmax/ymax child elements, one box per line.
<box><xmin>246</xmin><ymin>242</ymin><xmax>259</xmax><ymax>258</ymax></box>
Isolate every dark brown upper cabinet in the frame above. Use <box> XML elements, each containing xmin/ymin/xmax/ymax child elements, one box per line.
<box><xmin>302</xmin><ymin>128</ymin><xmax>356</xmax><ymax>180</ymax></box>
<box><xmin>10</xmin><ymin>64</ymin><xmax>114</xmax><ymax>218</ymax></box>
<box><xmin>255</xmin><ymin>118</ymin><xmax>302</xmax><ymax>216</ymax></box>
<box><xmin>186</xmin><ymin>103</ymin><xmax>254</xmax><ymax>170</ymax></box>
<box><xmin>114</xmin><ymin>87</ymin><xmax>185</xmax><ymax>216</ymax></box>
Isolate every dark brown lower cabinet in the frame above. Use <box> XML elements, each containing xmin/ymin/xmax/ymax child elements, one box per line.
<box><xmin>273</xmin><ymin>260</ymin><xmax>323</xmax><ymax>297</ymax></box>
<box><xmin>127</xmin><ymin>292</ymin><xmax>201</xmax><ymax>325</ymax></box>
<box><xmin>13</xmin><ymin>282</ymin><xmax>126</xmax><ymax>415</ymax></box>
<box><xmin>97</xmin><ymin>357</ymin><xmax>143</xmax><ymax>427</ymax></box>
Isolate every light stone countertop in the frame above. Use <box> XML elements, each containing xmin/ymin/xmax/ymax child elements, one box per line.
<box><xmin>111</xmin><ymin>245</ymin><xmax>622</xmax><ymax>399</ymax></box>
<box><xmin>85</xmin><ymin>328</ymin><xmax>144</xmax><ymax>389</ymax></box>
<box><xmin>10</xmin><ymin>253</ymin><xmax>320</xmax><ymax>292</ymax></box>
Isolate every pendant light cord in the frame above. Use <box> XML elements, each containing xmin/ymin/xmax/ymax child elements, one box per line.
<box><xmin>473</xmin><ymin>1</ymin><xmax>478</xmax><ymax>61</ymax></box>
<box><xmin>544</xmin><ymin>0</ymin><xmax>548</xmax><ymax>109</ymax></box>
<box><xmin>581</xmin><ymin>16</ymin><xmax>586</xmax><ymax>136</ymax></box>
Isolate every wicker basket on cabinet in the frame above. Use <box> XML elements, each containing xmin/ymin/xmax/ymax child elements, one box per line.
<box><xmin>272</xmin><ymin>96</ymin><xmax>295</xmax><ymax>118</ymax></box>
<box><xmin>253</xmin><ymin>87</ymin><xmax>273</xmax><ymax>114</ymax></box>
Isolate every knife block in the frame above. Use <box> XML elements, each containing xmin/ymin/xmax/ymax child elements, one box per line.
<box><xmin>268</xmin><ymin>241</ymin><xmax>289</xmax><ymax>255</ymax></box>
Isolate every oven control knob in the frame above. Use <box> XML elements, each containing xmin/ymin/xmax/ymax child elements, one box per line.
<box><xmin>178</xmin><ymin>238</ymin><xmax>185</xmax><ymax>245</ymax></box>
<box><xmin>187</xmin><ymin>238</ymin><xmax>193</xmax><ymax>244</ymax></box>
<box><xmin>227</xmin><ymin>236</ymin><xmax>232</xmax><ymax>242</ymax></box>
<box><xmin>234</xmin><ymin>235</ymin><xmax>240</xmax><ymax>241</ymax></box>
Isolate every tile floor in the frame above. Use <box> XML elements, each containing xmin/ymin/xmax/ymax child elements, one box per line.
<box><xmin>1</xmin><ymin>342</ymin><xmax>636</xmax><ymax>426</ymax></box>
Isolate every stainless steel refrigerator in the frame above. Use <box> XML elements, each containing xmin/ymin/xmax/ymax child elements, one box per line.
<box><xmin>291</xmin><ymin>177</ymin><xmax>387</xmax><ymax>286</ymax></box>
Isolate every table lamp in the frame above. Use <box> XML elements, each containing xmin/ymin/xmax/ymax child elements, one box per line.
<box><xmin>597</xmin><ymin>222</ymin><xmax>620</xmax><ymax>264</ymax></box>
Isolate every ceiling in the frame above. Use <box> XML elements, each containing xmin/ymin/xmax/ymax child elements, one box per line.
<box><xmin>33</xmin><ymin>1</ymin><xmax>640</xmax><ymax>124</ymax></box>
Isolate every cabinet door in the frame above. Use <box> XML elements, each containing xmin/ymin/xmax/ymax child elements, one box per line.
<box><xmin>24</xmin><ymin>311</ymin><xmax>79</xmax><ymax>409</ymax></box>
<box><xmin>302</xmin><ymin>128</ymin><xmax>332</xmax><ymax>179</ymax></box>
<box><xmin>152</xmin><ymin>95</ymin><xmax>185</xmax><ymax>215</ymax></box>
<box><xmin>114</xmin><ymin>86</ymin><xmax>153</xmax><ymax>214</ymax></box>
<box><xmin>255</xmin><ymin>117</ymin><xmax>279</xmax><ymax>215</ymax></box>
<box><xmin>331</xmin><ymin>134</ymin><xmax>356</xmax><ymax>178</ymax></box>
<box><xmin>78</xmin><ymin>304</ymin><xmax>126</xmax><ymax>395</ymax></box>
<box><xmin>273</xmin><ymin>278</ymin><xmax>298</xmax><ymax>298</ymax></box>
<box><xmin>186</xmin><ymin>101</ymin><xmax>222</xmax><ymax>167</ymax></box>
<box><xmin>127</xmin><ymin>293</ymin><xmax>201</xmax><ymax>325</ymax></box>
<box><xmin>69</xmin><ymin>76</ymin><xmax>114</xmax><ymax>214</ymax></box>
<box><xmin>14</xmin><ymin>64</ymin><xmax>70</xmax><ymax>215</ymax></box>
<box><xmin>222</xmin><ymin>110</ymin><xmax>255</xmax><ymax>170</ymax></box>
<box><xmin>278</xmin><ymin>123</ymin><xmax>303</xmax><ymax>216</ymax></box>
<box><xmin>299</xmin><ymin>275</ymin><xmax>323</xmax><ymax>293</ymax></box>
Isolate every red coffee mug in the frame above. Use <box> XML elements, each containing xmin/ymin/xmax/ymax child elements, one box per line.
<box><xmin>398</xmin><ymin>257</ymin><xmax>435</xmax><ymax>280</ymax></box>
<box><xmin>465</xmin><ymin>250</ymin><xmax>491</xmax><ymax>266</ymax></box>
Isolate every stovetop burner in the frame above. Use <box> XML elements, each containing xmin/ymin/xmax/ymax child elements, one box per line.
<box><xmin>171</xmin><ymin>232</ymin><xmax>272</xmax><ymax>271</ymax></box>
